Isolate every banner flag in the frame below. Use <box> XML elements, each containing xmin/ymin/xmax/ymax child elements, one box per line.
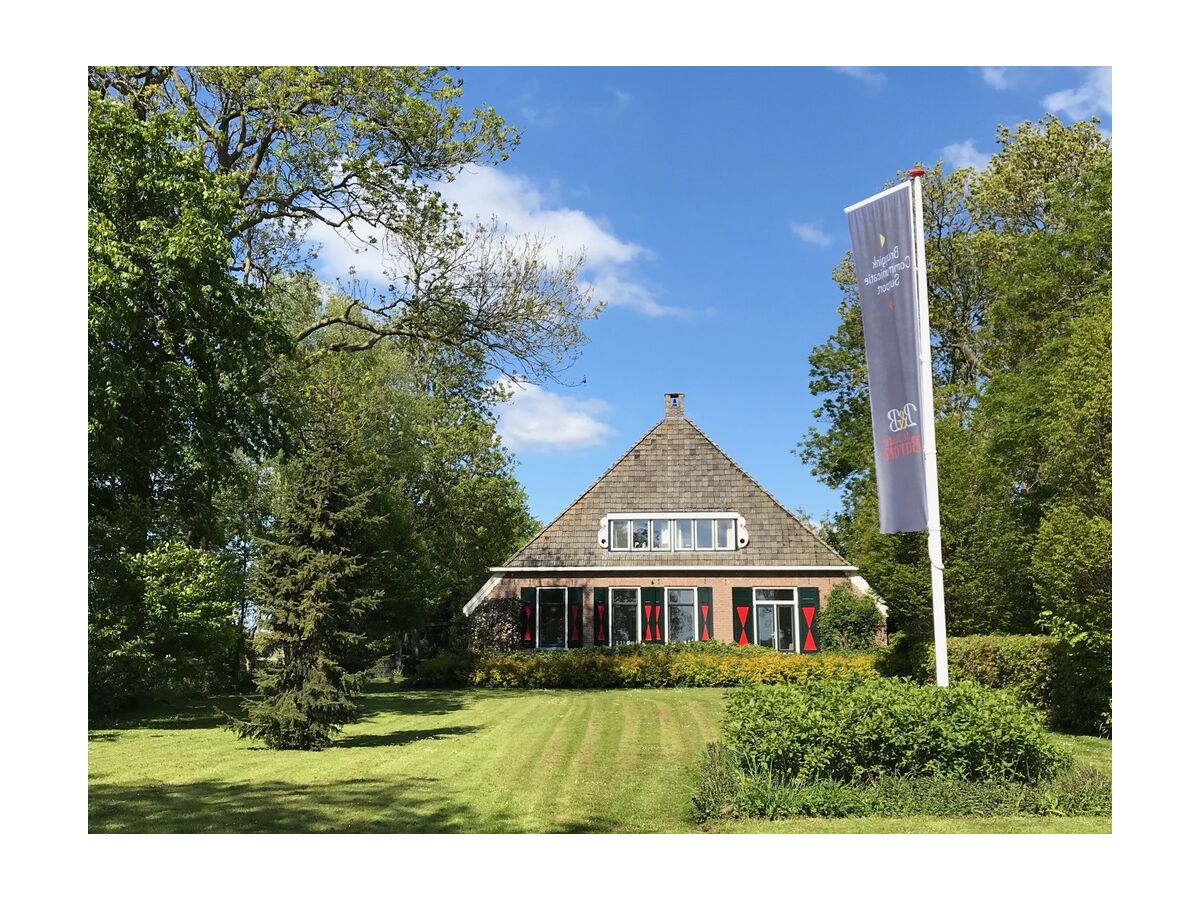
<box><xmin>845</xmin><ymin>182</ymin><xmax>928</xmax><ymax>533</ymax></box>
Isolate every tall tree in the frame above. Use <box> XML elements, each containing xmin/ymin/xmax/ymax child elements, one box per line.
<box><xmin>88</xmin><ymin>66</ymin><xmax>601</xmax><ymax>382</ymax></box>
<box><xmin>797</xmin><ymin>116</ymin><xmax>1111</xmax><ymax>646</ymax></box>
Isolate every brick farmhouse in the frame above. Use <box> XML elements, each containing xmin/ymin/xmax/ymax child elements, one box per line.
<box><xmin>464</xmin><ymin>393</ymin><xmax>885</xmax><ymax>651</ymax></box>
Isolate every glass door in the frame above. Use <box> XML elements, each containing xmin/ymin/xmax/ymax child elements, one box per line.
<box><xmin>753</xmin><ymin>589</ymin><xmax>798</xmax><ymax>652</ymax></box>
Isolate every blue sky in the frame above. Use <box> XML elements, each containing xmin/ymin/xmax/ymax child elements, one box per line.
<box><xmin>313</xmin><ymin>66</ymin><xmax>1112</xmax><ymax>525</ymax></box>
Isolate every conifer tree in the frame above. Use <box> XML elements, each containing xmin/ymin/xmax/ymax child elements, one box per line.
<box><xmin>236</xmin><ymin>384</ymin><xmax>382</xmax><ymax>750</ymax></box>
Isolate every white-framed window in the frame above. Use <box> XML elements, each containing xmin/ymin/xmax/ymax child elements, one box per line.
<box><xmin>611</xmin><ymin>587</ymin><xmax>640</xmax><ymax>645</ymax></box>
<box><xmin>753</xmin><ymin>587</ymin><xmax>798</xmax><ymax>652</ymax></box>
<box><xmin>610</xmin><ymin>519</ymin><xmax>631</xmax><ymax>551</ymax></box>
<box><xmin>631</xmin><ymin>519</ymin><xmax>650</xmax><ymax>551</ymax></box>
<box><xmin>667</xmin><ymin>587</ymin><xmax>697</xmax><ymax>642</ymax></box>
<box><xmin>536</xmin><ymin>586</ymin><xmax>568</xmax><ymax>649</ymax></box>
<box><xmin>603</xmin><ymin>514</ymin><xmax>742</xmax><ymax>552</ymax></box>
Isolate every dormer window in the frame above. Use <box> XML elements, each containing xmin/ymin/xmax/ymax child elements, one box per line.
<box><xmin>598</xmin><ymin>513</ymin><xmax>749</xmax><ymax>551</ymax></box>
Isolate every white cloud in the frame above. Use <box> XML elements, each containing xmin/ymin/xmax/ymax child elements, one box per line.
<box><xmin>981</xmin><ymin>67</ymin><xmax>1010</xmax><ymax>89</ymax></box>
<box><xmin>791</xmin><ymin>223</ymin><xmax>832</xmax><ymax>247</ymax></box>
<box><xmin>831</xmin><ymin>67</ymin><xmax>886</xmax><ymax>87</ymax></box>
<box><xmin>495</xmin><ymin>380</ymin><xmax>615</xmax><ymax>452</ymax></box>
<box><xmin>1044</xmin><ymin>67</ymin><xmax>1112</xmax><ymax>120</ymax></box>
<box><xmin>941</xmin><ymin>139</ymin><xmax>992</xmax><ymax>171</ymax></box>
<box><xmin>307</xmin><ymin>166</ymin><xmax>685</xmax><ymax>317</ymax></box>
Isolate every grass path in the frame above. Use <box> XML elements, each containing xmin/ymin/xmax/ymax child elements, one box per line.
<box><xmin>88</xmin><ymin>686</ymin><xmax>1110</xmax><ymax>833</ymax></box>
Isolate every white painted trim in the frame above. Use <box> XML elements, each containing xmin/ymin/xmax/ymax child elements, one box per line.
<box><xmin>487</xmin><ymin>565</ymin><xmax>858</xmax><ymax>573</ymax></box>
<box><xmin>462</xmin><ymin>574</ymin><xmax>502</xmax><ymax>616</ymax></box>
<box><xmin>843</xmin><ymin>180</ymin><xmax>909</xmax><ymax>214</ymax></box>
<box><xmin>850</xmin><ymin>575</ymin><xmax>889</xmax><ymax>620</ymax></box>
<box><xmin>665</xmin><ymin>586</ymin><xmax>699</xmax><ymax>643</ymax></box>
<box><xmin>607</xmin><ymin>511</ymin><xmax>740</xmax><ymax>520</ymax></box>
<box><xmin>600</xmin><ymin>513</ymin><xmax>747</xmax><ymax>551</ymax></box>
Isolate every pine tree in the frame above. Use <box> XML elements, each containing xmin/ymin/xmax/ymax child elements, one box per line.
<box><xmin>236</xmin><ymin>405</ymin><xmax>381</xmax><ymax>751</ymax></box>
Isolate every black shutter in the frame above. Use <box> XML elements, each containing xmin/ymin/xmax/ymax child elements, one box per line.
<box><xmin>798</xmin><ymin>587</ymin><xmax>819</xmax><ymax>653</ymax></box>
<box><xmin>697</xmin><ymin>586</ymin><xmax>714</xmax><ymax>641</ymax></box>
<box><xmin>642</xmin><ymin>587</ymin><xmax>664</xmax><ymax>643</ymax></box>
<box><xmin>593</xmin><ymin>587</ymin><xmax>609</xmax><ymax>646</ymax></box>
<box><xmin>520</xmin><ymin>587</ymin><xmax>536</xmax><ymax>649</ymax></box>
<box><xmin>732</xmin><ymin>587</ymin><xmax>754</xmax><ymax>646</ymax></box>
<box><xmin>568</xmin><ymin>587</ymin><xmax>584</xmax><ymax>648</ymax></box>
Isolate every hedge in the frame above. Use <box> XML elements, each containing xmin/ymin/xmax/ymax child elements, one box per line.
<box><xmin>722</xmin><ymin>679</ymin><xmax>1070</xmax><ymax>785</ymax></box>
<box><xmin>413</xmin><ymin>643</ymin><xmax>881</xmax><ymax>689</ymax></box>
<box><xmin>893</xmin><ymin>633</ymin><xmax>1110</xmax><ymax>734</ymax></box>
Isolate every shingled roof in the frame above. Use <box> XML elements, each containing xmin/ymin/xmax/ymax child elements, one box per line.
<box><xmin>500</xmin><ymin>395</ymin><xmax>852</xmax><ymax>569</ymax></box>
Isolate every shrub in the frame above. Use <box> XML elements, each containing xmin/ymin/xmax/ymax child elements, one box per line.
<box><xmin>899</xmin><ymin>634</ymin><xmax>1110</xmax><ymax>735</ymax></box>
<box><xmin>413</xmin><ymin>643</ymin><xmax>881</xmax><ymax>689</ymax></box>
<box><xmin>722</xmin><ymin>679</ymin><xmax>1070</xmax><ymax>785</ymax></box>
<box><xmin>468</xmin><ymin>597</ymin><xmax>522</xmax><ymax>652</ymax></box>
<box><xmin>820</xmin><ymin>584</ymin><xmax>884</xmax><ymax>650</ymax></box>
<box><xmin>693</xmin><ymin>767</ymin><xmax>1112</xmax><ymax>823</ymax></box>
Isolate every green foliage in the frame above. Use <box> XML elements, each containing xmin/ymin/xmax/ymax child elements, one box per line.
<box><xmin>88</xmin><ymin>91</ymin><xmax>290</xmax><ymax>714</ymax></box>
<box><xmin>820</xmin><ymin>585</ymin><xmax>883</xmax><ymax>650</ymax></box>
<box><xmin>797</xmin><ymin>116</ymin><xmax>1111</xmax><ymax>666</ymax></box>
<box><xmin>693</xmin><ymin>757</ymin><xmax>1112</xmax><ymax>823</ymax></box>
<box><xmin>897</xmin><ymin>634</ymin><xmax>1110</xmax><ymax>735</ymax></box>
<box><xmin>414</xmin><ymin>644</ymin><xmax>881</xmax><ymax>689</ymax></box>
<box><xmin>722</xmin><ymin>679</ymin><xmax>1069</xmax><ymax>785</ymax></box>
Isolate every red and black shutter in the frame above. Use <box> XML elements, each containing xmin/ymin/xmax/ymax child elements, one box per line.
<box><xmin>520</xmin><ymin>587</ymin><xmax>536</xmax><ymax>649</ymax></box>
<box><xmin>798</xmin><ymin>587</ymin><xmax>819</xmax><ymax>653</ymax></box>
<box><xmin>592</xmin><ymin>587</ymin><xmax>609</xmax><ymax>646</ymax></box>
<box><xmin>642</xmin><ymin>587</ymin><xmax>664</xmax><ymax>643</ymax></box>
<box><xmin>568</xmin><ymin>587</ymin><xmax>584</xmax><ymax>648</ymax></box>
<box><xmin>732</xmin><ymin>587</ymin><xmax>754</xmax><ymax>646</ymax></box>
<box><xmin>697</xmin><ymin>586</ymin><xmax>714</xmax><ymax>641</ymax></box>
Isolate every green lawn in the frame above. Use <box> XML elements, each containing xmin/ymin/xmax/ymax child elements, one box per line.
<box><xmin>88</xmin><ymin>685</ymin><xmax>1111</xmax><ymax>833</ymax></box>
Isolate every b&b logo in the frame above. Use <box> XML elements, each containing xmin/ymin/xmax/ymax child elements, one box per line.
<box><xmin>887</xmin><ymin>402</ymin><xmax>919</xmax><ymax>433</ymax></box>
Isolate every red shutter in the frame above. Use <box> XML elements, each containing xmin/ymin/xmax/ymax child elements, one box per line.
<box><xmin>697</xmin><ymin>586</ymin><xmax>714</xmax><ymax>641</ymax></box>
<box><xmin>593</xmin><ymin>587</ymin><xmax>609</xmax><ymax>646</ymax></box>
<box><xmin>732</xmin><ymin>587</ymin><xmax>754</xmax><ymax>646</ymax></box>
<box><xmin>642</xmin><ymin>587</ymin><xmax>664</xmax><ymax>643</ymax></box>
<box><xmin>799</xmin><ymin>587</ymin><xmax>819</xmax><ymax>653</ymax></box>
<box><xmin>520</xmin><ymin>587</ymin><xmax>536</xmax><ymax>649</ymax></box>
<box><xmin>568</xmin><ymin>587</ymin><xmax>584</xmax><ymax>648</ymax></box>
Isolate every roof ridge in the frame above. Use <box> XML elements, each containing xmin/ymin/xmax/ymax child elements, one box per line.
<box><xmin>499</xmin><ymin>416</ymin><xmax>671</xmax><ymax>566</ymax></box>
<box><xmin>678</xmin><ymin>417</ymin><xmax>850</xmax><ymax>565</ymax></box>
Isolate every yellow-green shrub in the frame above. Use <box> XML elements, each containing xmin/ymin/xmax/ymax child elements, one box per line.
<box><xmin>413</xmin><ymin>643</ymin><xmax>880</xmax><ymax>688</ymax></box>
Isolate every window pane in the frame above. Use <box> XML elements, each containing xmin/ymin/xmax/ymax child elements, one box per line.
<box><xmin>674</xmin><ymin>519</ymin><xmax>693</xmax><ymax>550</ymax></box>
<box><xmin>612</xmin><ymin>587</ymin><xmax>638</xmax><ymax>604</ymax></box>
<box><xmin>632</xmin><ymin>519</ymin><xmax>649</xmax><ymax>550</ymax></box>
<box><xmin>611</xmin><ymin>520</ymin><xmax>630</xmax><ymax>550</ymax></box>
<box><xmin>754</xmin><ymin>588</ymin><xmax>794</xmax><ymax>604</ymax></box>
<box><xmin>695</xmin><ymin>519</ymin><xmax>714</xmax><ymax>550</ymax></box>
<box><xmin>612</xmin><ymin>603</ymin><xmax>638</xmax><ymax>645</ymax></box>
<box><xmin>669</xmin><ymin>604</ymin><xmax>695</xmax><ymax>642</ymax></box>
<box><xmin>668</xmin><ymin>588</ymin><xmax>695</xmax><ymax>605</ymax></box>
<box><xmin>716</xmin><ymin>518</ymin><xmax>735</xmax><ymax>549</ymax></box>
<box><xmin>652</xmin><ymin>519</ymin><xmax>671</xmax><ymax>550</ymax></box>
<box><xmin>538</xmin><ymin>589</ymin><xmax>566</xmax><ymax>648</ymax></box>
<box><xmin>776</xmin><ymin>606</ymin><xmax>796</xmax><ymax>652</ymax></box>
<box><xmin>756</xmin><ymin>605</ymin><xmax>775</xmax><ymax>649</ymax></box>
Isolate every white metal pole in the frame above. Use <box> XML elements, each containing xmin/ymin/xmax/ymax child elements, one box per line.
<box><xmin>909</xmin><ymin>169</ymin><xmax>949</xmax><ymax>687</ymax></box>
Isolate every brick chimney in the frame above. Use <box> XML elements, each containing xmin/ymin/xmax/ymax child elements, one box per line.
<box><xmin>664</xmin><ymin>392</ymin><xmax>685</xmax><ymax>418</ymax></box>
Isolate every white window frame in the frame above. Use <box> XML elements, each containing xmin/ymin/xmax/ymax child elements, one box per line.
<box><xmin>609</xmin><ymin>586</ymin><xmax>641</xmax><ymax>646</ymax></box>
<box><xmin>535</xmin><ymin>586</ymin><xmax>569</xmax><ymax>650</ymax></box>
<box><xmin>674</xmin><ymin>518</ymin><xmax>694</xmax><ymax>550</ymax></box>
<box><xmin>665</xmin><ymin>586</ymin><xmax>698</xmax><ymax>643</ymax></box>
<box><xmin>602</xmin><ymin>513</ymin><xmax>743</xmax><ymax>553</ymax></box>
<box><xmin>752</xmin><ymin>587</ymin><xmax>799</xmax><ymax>653</ymax></box>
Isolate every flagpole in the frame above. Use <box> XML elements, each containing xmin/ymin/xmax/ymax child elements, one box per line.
<box><xmin>908</xmin><ymin>168</ymin><xmax>949</xmax><ymax>687</ymax></box>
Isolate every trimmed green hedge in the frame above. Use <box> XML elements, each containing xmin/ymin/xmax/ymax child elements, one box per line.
<box><xmin>893</xmin><ymin>633</ymin><xmax>1110</xmax><ymax>734</ymax></box>
<box><xmin>722</xmin><ymin>679</ymin><xmax>1069</xmax><ymax>785</ymax></box>
<box><xmin>413</xmin><ymin>643</ymin><xmax>881</xmax><ymax>688</ymax></box>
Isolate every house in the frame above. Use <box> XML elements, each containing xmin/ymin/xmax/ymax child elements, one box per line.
<box><xmin>464</xmin><ymin>393</ymin><xmax>884</xmax><ymax>651</ymax></box>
